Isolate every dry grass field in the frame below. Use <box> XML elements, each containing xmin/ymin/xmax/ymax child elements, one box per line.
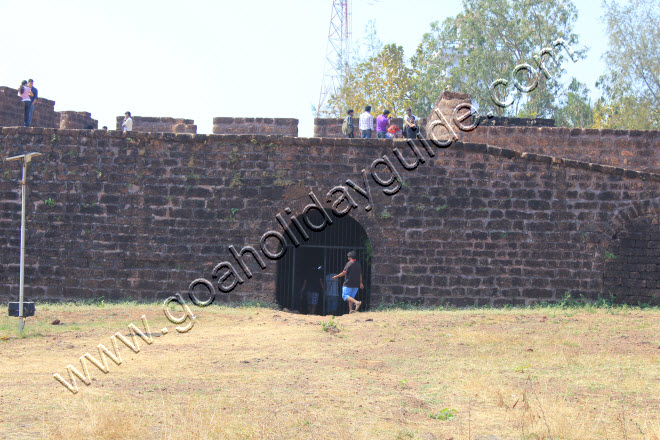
<box><xmin>0</xmin><ymin>301</ymin><xmax>658</xmax><ymax>440</ymax></box>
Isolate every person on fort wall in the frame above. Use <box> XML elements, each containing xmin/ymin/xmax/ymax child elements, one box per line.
<box><xmin>342</xmin><ymin>109</ymin><xmax>355</xmax><ymax>138</ymax></box>
<box><xmin>358</xmin><ymin>105</ymin><xmax>373</xmax><ymax>139</ymax></box>
<box><xmin>403</xmin><ymin>108</ymin><xmax>419</xmax><ymax>139</ymax></box>
<box><xmin>27</xmin><ymin>79</ymin><xmax>38</xmax><ymax>127</ymax></box>
<box><xmin>17</xmin><ymin>80</ymin><xmax>33</xmax><ymax>127</ymax></box>
<box><xmin>122</xmin><ymin>111</ymin><xmax>133</xmax><ymax>132</ymax></box>
<box><xmin>376</xmin><ymin>109</ymin><xmax>390</xmax><ymax>139</ymax></box>
<box><xmin>332</xmin><ymin>251</ymin><xmax>363</xmax><ymax>314</ymax></box>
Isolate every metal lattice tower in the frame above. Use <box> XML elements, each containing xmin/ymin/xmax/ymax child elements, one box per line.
<box><xmin>317</xmin><ymin>0</ymin><xmax>352</xmax><ymax>117</ymax></box>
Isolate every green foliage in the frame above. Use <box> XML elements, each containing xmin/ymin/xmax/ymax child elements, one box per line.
<box><xmin>330</xmin><ymin>0</ymin><xmax>591</xmax><ymax>124</ymax></box>
<box><xmin>229</xmin><ymin>171</ymin><xmax>242</xmax><ymax>188</ymax></box>
<box><xmin>227</xmin><ymin>207</ymin><xmax>238</xmax><ymax>223</ymax></box>
<box><xmin>544</xmin><ymin>78</ymin><xmax>594</xmax><ymax>128</ymax></box>
<box><xmin>374</xmin><ymin>294</ymin><xmax>658</xmax><ymax>312</ymax></box>
<box><xmin>412</xmin><ymin>0</ymin><xmax>584</xmax><ymax>118</ymax></box>
<box><xmin>514</xmin><ymin>364</ymin><xmax>532</xmax><ymax>373</ymax></box>
<box><xmin>593</xmin><ymin>95</ymin><xmax>659</xmax><ymax>130</ymax></box>
<box><xmin>604</xmin><ymin>251</ymin><xmax>617</xmax><ymax>261</ymax></box>
<box><xmin>44</xmin><ymin>198</ymin><xmax>56</xmax><ymax>208</ymax></box>
<box><xmin>228</xmin><ymin>149</ymin><xmax>240</xmax><ymax>167</ymax></box>
<box><xmin>375</xmin><ymin>300</ymin><xmax>428</xmax><ymax>311</ymax></box>
<box><xmin>326</xmin><ymin>43</ymin><xmax>415</xmax><ymax>117</ymax></box>
<box><xmin>429</xmin><ymin>408</ymin><xmax>457</xmax><ymax>421</ymax></box>
<box><xmin>595</xmin><ymin>0</ymin><xmax>660</xmax><ymax>130</ymax></box>
<box><xmin>320</xmin><ymin>317</ymin><xmax>340</xmax><ymax>332</ymax></box>
<box><xmin>236</xmin><ymin>300</ymin><xmax>279</xmax><ymax>309</ymax></box>
<box><xmin>377</xmin><ymin>209</ymin><xmax>392</xmax><ymax>219</ymax></box>
<box><xmin>273</xmin><ymin>170</ymin><xmax>294</xmax><ymax>187</ymax></box>
<box><xmin>363</xmin><ymin>238</ymin><xmax>373</xmax><ymax>264</ymax></box>
<box><xmin>550</xmin><ymin>292</ymin><xmax>623</xmax><ymax>310</ymax></box>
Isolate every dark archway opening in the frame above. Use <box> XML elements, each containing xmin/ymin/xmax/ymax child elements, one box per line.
<box><xmin>276</xmin><ymin>211</ymin><xmax>371</xmax><ymax>316</ymax></box>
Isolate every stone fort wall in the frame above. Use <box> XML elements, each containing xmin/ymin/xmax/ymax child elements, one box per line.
<box><xmin>1</xmin><ymin>126</ymin><xmax>658</xmax><ymax>306</ymax></box>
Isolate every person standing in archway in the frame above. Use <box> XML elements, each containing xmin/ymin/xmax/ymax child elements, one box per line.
<box><xmin>300</xmin><ymin>265</ymin><xmax>324</xmax><ymax>315</ymax></box>
<box><xmin>333</xmin><ymin>251</ymin><xmax>363</xmax><ymax>314</ymax></box>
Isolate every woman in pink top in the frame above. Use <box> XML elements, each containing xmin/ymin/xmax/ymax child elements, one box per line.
<box><xmin>18</xmin><ymin>80</ymin><xmax>33</xmax><ymax>127</ymax></box>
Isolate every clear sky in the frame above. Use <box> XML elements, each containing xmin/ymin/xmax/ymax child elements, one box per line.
<box><xmin>0</xmin><ymin>0</ymin><xmax>609</xmax><ymax>137</ymax></box>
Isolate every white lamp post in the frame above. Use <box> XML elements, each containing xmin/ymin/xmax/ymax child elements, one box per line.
<box><xmin>6</xmin><ymin>152</ymin><xmax>41</xmax><ymax>333</ymax></box>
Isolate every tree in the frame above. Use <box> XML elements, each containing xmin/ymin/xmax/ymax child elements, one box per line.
<box><xmin>411</xmin><ymin>0</ymin><xmax>586</xmax><ymax>118</ymax></box>
<box><xmin>326</xmin><ymin>43</ymin><xmax>415</xmax><ymax>117</ymax></box>
<box><xmin>552</xmin><ymin>78</ymin><xmax>595</xmax><ymax>128</ymax></box>
<box><xmin>594</xmin><ymin>0</ymin><xmax>660</xmax><ymax>129</ymax></box>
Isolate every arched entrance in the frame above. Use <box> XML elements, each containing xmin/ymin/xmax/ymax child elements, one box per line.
<box><xmin>276</xmin><ymin>211</ymin><xmax>371</xmax><ymax>316</ymax></box>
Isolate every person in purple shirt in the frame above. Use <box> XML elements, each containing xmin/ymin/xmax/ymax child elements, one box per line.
<box><xmin>376</xmin><ymin>110</ymin><xmax>390</xmax><ymax>139</ymax></box>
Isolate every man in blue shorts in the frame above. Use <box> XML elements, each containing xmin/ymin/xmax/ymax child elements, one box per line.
<box><xmin>332</xmin><ymin>251</ymin><xmax>364</xmax><ymax>314</ymax></box>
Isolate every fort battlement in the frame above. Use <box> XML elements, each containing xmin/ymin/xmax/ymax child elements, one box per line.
<box><xmin>0</xmin><ymin>86</ymin><xmax>97</xmax><ymax>130</ymax></box>
<box><xmin>213</xmin><ymin>117</ymin><xmax>299</xmax><ymax>136</ymax></box>
<box><xmin>115</xmin><ymin>116</ymin><xmax>197</xmax><ymax>134</ymax></box>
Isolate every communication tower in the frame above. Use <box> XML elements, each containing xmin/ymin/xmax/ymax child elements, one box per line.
<box><xmin>317</xmin><ymin>0</ymin><xmax>352</xmax><ymax>117</ymax></box>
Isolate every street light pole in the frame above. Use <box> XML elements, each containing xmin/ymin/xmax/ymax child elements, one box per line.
<box><xmin>6</xmin><ymin>152</ymin><xmax>41</xmax><ymax>333</ymax></box>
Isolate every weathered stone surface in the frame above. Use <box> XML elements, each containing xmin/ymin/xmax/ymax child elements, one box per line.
<box><xmin>462</xmin><ymin>125</ymin><xmax>659</xmax><ymax>173</ymax></box>
<box><xmin>0</xmin><ymin>86</ymin><xmax>89</xmax><ymax>130</ymax></box>
<box><xmin>59</xmin><ymin>111</ymin><xmax>98</xmax><ymax>130</ymax></box>
<box><xmin>603</xmin><ymin>214</ymin><xmax>660</xmax><ymax>304</ymax></box>
<box><xmin>425</xmin><ymin>91</ymin><xmax>473</xmax><ymax>142</ymax></box>
<box><xmin>116</xmin><ymin>116</ymin><xmax>197</xmax><ymax>133</ymax></box>
<box><xmin>0</xmin><ymin>127</ymin><xmax>658</xmax><ymax>307</ymax></box>
<box><xmin>213</xmin><ymin>117</ymin><xmax>297</xmax><ymax>136</ymax></box>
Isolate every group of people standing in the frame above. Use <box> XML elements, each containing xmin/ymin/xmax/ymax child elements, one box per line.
<box><xmin>17</xmin><ymin>79</ymin><xmax>132</xmax><ymax>132</ymax></box>
<box><xmin>17</xmin><ymin>79</ymin><xmax>38</xmax><ymax>127</ymax></box>
<box><xmin>342</xmin><ymin>106</ymin><xmax>420</xmax><ymax>139</ymax></box>
<box><xmin>297</xmin><ymin>251</ymin><xmax>364</xmax><ymax>315</ymax></box>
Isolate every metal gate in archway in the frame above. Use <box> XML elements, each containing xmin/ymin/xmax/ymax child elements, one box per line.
<box><xmin>275</xmin><ymin>213</ymin><xmax>371</xmax><ymax>316</ymax></box>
